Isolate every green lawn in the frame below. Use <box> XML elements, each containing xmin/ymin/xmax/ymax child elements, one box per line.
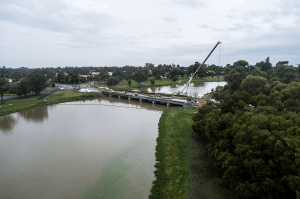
<box><xmin>3</xmin><ymin>94</ymin><xmax>16</xmax><ymax>96</ymax></box>
<box><xmin>149</xmin><ymin>108</ymin><xmax>195</xmax><ymax>199</ymax></box>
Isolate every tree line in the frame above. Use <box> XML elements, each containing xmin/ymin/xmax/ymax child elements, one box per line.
<box><xmin>192</xmin><ymin>57</ymin><xmax>300</xmax><ymax>198</ymax></box>
<box><xmin>0</xmin><ymin>70</ymin><xmax>47</xmax><ymax>102</ymax></box>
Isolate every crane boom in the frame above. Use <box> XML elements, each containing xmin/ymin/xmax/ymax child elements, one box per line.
<box><xmin>180</xmin><ymin>41</ymin><xmax>221</xmax><ymax>95</ymax></box>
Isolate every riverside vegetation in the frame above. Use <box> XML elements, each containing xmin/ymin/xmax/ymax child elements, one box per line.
<box><xmin>150</xmin><ymin>58</ymin><xmax>300</xmax><ymax>199</ymax></box>
<box><xmin>192</xmin><ymin>59</ymin><xmax>300</xmax><ymax>198</ymax></box>
<box><xmin>0</xmin><ymin>89</ymin><xmax>102</xmax><ymax>116</ymax></box>
<box><xmin>149</xmin><ymin>108</ymin><xmax>232</xmax><ymax>199</ymax></box>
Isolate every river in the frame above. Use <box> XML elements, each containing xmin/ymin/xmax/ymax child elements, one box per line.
<box><xmin>140</xmin><ymin>82</ymin><xmax>227</xmax><ymax>98</ymax></box>
<box><xmin>0</xmin><ymin>82</ymin><xmax>226</xmax><ymax>199</ymax></box>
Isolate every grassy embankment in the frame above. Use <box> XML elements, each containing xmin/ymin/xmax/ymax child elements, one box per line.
<box><xmin>149</xmin><ymin>108</ymin><xmax>195</xmax><ymax>199</ymax></box>
<box><xmin>0</xmin><ymin>89</ymin><xmax>102</xmax><ymax>116</ymax></box>
<box><xmin>95</xmin><ymin>76</ymin><xmax>224</xmax><ymax>92</ymax></box>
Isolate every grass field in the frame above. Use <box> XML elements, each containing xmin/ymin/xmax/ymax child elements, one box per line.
<box><xmin>0</xmin><ymin>90</ymin><xmax>102</xmax><ymax>116</ymax></box>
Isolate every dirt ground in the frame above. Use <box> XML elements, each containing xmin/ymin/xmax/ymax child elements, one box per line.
<box><xmin>186</xmin><ymin>129</ymin><xmax>233</xmax><ymax>199</ymax></box>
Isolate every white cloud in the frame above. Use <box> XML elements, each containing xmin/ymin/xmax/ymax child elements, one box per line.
<box><xmin>0</xmin><ymin>0</ymin><xmax>299</xmax><ymax>68</ymax></box>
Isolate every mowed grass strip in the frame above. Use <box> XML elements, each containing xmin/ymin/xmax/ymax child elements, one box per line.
<box><xmin>150</xmin><ymin>108</ymin><xmax>195</xmax><ymax>199</ymax></box>
<box><xmin>0</xmin><ymin>90</ymin><xmax>102</xmax><ymax>116</ymax></box>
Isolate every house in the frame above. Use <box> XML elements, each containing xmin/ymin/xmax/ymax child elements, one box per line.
<box><xmin>79</xmin><ymin>75</ymin><xmax>88</xmax><ymax>80</ymax></box>
<box><xmin>108</xmin><ymin>72</ymin><xmax>113</xmax><ymax>76</ymax></box>
<box><xmin>91</xmin><ymin>72</ymin><xmax>100</xmax><ymax>76</ymax></box>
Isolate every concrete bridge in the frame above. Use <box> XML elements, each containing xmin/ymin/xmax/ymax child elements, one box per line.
<box><xmin>101</xmin><ymin>90</ymin><xmax>193</xmax><ymax>108</ymax></box>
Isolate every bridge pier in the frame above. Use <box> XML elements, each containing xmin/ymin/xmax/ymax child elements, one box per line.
<box><xmin>140</xmin><ymin>99</ymin><xmax>142</xmax><ymax>102</ymax></box>
<box><xmin>128</xmin><ymin>96</ymin><xmax>130</xmax><ymax>100</ymax></box>
<box><xmin>167</xmin><ymin>103</ymin><xmax>169</xmax><ymax>107</ymax></box>
<box><xmin>118</xmin><ymin>95</ymin><xmax>120</xmax><ymax>99</ymax></box>
<box><xmin>152</xmin><ymin>101</ymin><xmax>155</xmax><ymax>104</ymax></box>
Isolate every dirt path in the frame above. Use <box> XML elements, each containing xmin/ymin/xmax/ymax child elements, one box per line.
<box><xmin>185</xmin><ymin>129</ymin><xmax>233</xmax><ymax>199</ymax></box>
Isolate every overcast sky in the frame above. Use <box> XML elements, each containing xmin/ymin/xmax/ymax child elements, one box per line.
<box><xmin>0</xmin><ymin>0</ymin><xmax>299</xmax><ymax>68</ymax></box>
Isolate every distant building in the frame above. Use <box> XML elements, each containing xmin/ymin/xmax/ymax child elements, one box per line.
<box><xmin>91</xmin><ymin>72</ymin><xmax>100</xmax><ymax>76</ymax></box>
<box><xmin>108</xmin><ymin>72</ymin><xmax>113</xmax><ymax>76</ymax></box>
<box><xmin>79</xmin><ymin>75</ymin><xmax>88</xmax><ymax>80</ymax></box>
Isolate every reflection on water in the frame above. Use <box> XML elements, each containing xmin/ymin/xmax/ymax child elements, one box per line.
<box><xmin>18</xmin><ymin>106</ymin><xmax>49</xmax><ymax>123</ymax></box>
<box><xmin>140</xmin><ymin>81</ymin><xmax>227</xmax><ymax>97</ymax></box>
<box><xmin>0</xmin><ymin>115</ymin><xmax>17</xmax><ymax>134</ymax></box>
<box><xmin>0</xmin><ymin>98</ymin><xmax>163</xmax><ymax>199</ymax></box>
<box><xmin>0</xmin><ymin>82</ymin><xmax>226</xmax><ymax>198</ymax></box>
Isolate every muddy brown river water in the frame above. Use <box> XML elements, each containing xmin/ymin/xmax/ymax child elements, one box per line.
<box><xmin>0</xmin><ymin>82</ymin><xmax>226</xmax><ymax>199</ymax></box>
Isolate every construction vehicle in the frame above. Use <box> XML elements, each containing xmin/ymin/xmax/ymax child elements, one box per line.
<box><xmin>175</xmin><ymin>41</ymin><xmax>221</xmax><ymax>100</ymax></box>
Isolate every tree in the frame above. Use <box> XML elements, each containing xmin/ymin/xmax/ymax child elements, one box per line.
<box><xmin>17</xmin><ymin>78</ymin><xmax>30</xmax><ymax>97</ymax></box>
<box><xmin>56</xmin><ymin>73</ymin><xmax>65</xmax><ymax>83</ymax></box>
<box><xmin>106</xmin><ymin>77</ymin><xmax>119</xmax><ymax>88</ymax></box>
<box><xmin>189</xmin><ymin>62</ymin><xmax>208</xmax><ymax>79</ymax></box>
<box><xmin>233</xmin><ymin>60</ymin><xmax>249</xmax><ymax>69</ymax></box>
<box><xmin>0</xmin><ymin>77</ymin><xmax>9</xmax><ymax>102</ymax></box>
<box><xmin>8</xmin><ymin>84</ymin><xmax>18</xmax><ymax>94</ymax></box>
<box><xmin>28</xmin><ymin>70</ymin><xmax>46</xmax><ymax>95</ymax></box>
<box><xmin>69</xmin><ymin>72</ymin><xmax>79</xmax><ymax>84</ymax></box>
<box><xmin>128</xmin><ymin>79</ymin><xmax>131</xmax><ymax>86</ymax></box>
<box><xmin>152</xmin><ymin>67</ymin><xmax>164</xmax><ymax>77</ymax></box>
<box><xmin>95</xmin><ymin>74</ymin><xmax>101</xmax><ymax>83</ymax></box>
<box><xmin>133</xmin><ymin>70</ymin><xmax>148</xmax><ymax>87</ymax></box>
<box><xmin>100</xmin><ymin>70</ymin><xmax>109</xmax><ymax>84</ymax></box>
<box><xmin>150</xmin><ymin>78</ymin><xmax>155</xmax><ymax>85</ymax></box>
<box><xmin>224</xmin><ymin>66</ymin><xmax>248</xmax><ymax>93</ymax></box>
<box><xmin>273</xmin><ymin>65</ymin><xmax>298</xmax><ymax>84</ymax></box>
<box><xmin>172</xmin><ymin>75</ymin><xmax>178</xmax><ymax>82</ymax></box>
<box><xmin>12</xmin><ymin>72</ymin><xmax>22</xmax><ymax>82</ymax></box>
<box><xmin>155</xmin><ymin>75</ymin><xmax>161</xmax><ymax>80</ymax></box>
<box><xmin>112</xmin><ymin>68</ymin><xmax>124</xmax><ymax>79</ymax></box>
<box><xmin>0</xmin><ymin>66</ymin><xmax>6</xmax><ymax>78</ymax></box>
<box><xmin>240</xmin><ymin>75</ymin><xmax>268</xmax><ymax>96</ymax></box>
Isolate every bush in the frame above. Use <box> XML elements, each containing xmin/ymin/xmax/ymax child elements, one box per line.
<box><xmin>106</xmin><ymin>77</ymin><xmax>119</xmax><ymax>88</ymax></box>
<box><xmin>150</xmin><ymin>78</ymin><xmax>155</xmax><ymax>85</ymax></box>
<box><xmin>172</xmin><ymin>75</ymin><xmax>178</xmax><ymax>82</ymax></box>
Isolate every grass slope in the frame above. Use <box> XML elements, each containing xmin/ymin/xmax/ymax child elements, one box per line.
<box><xmin>0</xmin><ymin>90</ymin><xmax>102</xmax><ymax>116</ymax></box>
<box><xmin>149</xmin><ymin>108</ymin><xmax>195</xmax><ymax>199</ymax></box>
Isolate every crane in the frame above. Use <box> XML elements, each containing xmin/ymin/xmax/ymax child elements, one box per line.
<box><xmin>177</xmin><ymin>41</ymin><xmax>221</xmax><ymax>98</ymax></box>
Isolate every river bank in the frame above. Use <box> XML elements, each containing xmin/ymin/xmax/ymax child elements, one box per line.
<box><xmin>150</xmin><ymin>108</ymin><xmax>232</xmax><ymax>199</ymax></box>
<box><xmin>0</xmin><ymin>89</ymin><xmax>103</xmax><ymax>116</ymax></box>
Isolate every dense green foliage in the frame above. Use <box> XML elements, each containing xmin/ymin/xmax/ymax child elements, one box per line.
<box><xmin>27</xmin><ymin>70</ymin><xmax>46</xmax><ymax>95</ymax></box>
<box><xmin>0</xmin><ymin>77</ymin><xmax>9</xmax><ymax>102</ymax></box>
<box><xmin>17</xmin><ymin>78</ymin><xmax>31</xmax><ymax>97</ymax></box>
<box><xmin>192</xmin><ymin>59</ymin><xmax>300</xmax><ymax>199</ymax></box>
<box><xmin>106</xmin><ymin>77</ymin><xmax>120</xmax><ymax>88</ymax></box>
<box><xmin>133</xmin><ymin>70</ymin><xmax>148</xmax><ymax>87</ymax></box>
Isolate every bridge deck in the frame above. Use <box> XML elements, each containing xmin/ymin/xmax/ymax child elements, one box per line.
<box><xmin>101</xmin><ymin>90</ymin><xmax>193</xmax><ymax>107</ymax></box>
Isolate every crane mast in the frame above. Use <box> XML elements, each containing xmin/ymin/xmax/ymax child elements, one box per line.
<box><xmin>179</xmin><ymin>41</ymin><xmax>221</xmax><ymax>96</ymax></box>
